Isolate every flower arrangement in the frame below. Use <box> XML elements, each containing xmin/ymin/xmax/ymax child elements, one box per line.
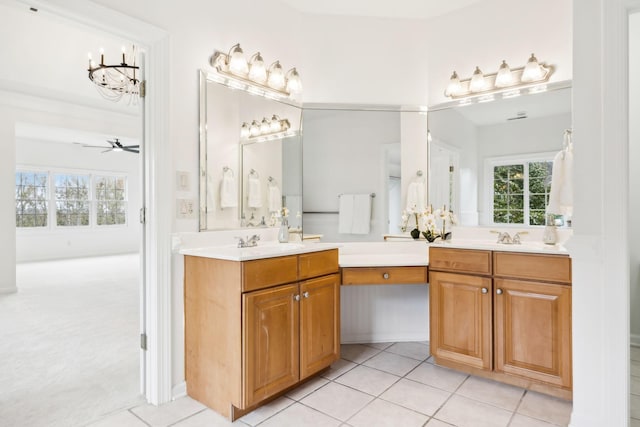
<box><xmin>401</xmin><ymin>204</ymin><xmax>457</xmax><ymax>242</ymax></box>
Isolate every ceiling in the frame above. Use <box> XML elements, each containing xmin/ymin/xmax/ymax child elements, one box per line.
<box><xmin>15</xmin><ymin>123</ymin><xmax>139</xmax><ymax>148</ymax></box>
<box><xmin>276</xmin><ymin>0</ymin><xmax>486</xmax><ymax>20</ymax></box>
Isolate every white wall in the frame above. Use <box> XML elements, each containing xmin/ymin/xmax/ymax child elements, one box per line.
<box><xmin>15</xmin><ymin>137</ymin><xmax>141</xmax><ymax>262</ymax></box>
<box><xmin>630</xmin><ymin>12</ymin><xmax>640</xmax><ymax>345</ymax></box>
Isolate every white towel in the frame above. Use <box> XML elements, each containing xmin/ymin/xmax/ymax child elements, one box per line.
<box><xmin>338</xmin><ymin>194</ymin><xmax>372</xmax><ymax>234</ymax></box>
<box><xmin>247</xmin><ymin>177</ymin><xmax>262</xmax><ymax>208</ymax></box>
<box><xmin>406</xmin><ymin>181</ymin><xmax>426</xmax><ymax>212</ymax></box>
<box><xmin>219</xmin><ymin>174</ymin><xmax>237</xmax><ymax>209</ymax></box>
<box><xmin>268</xmin><ymin>185</ymin><xmax>282</xmax><ymax>213</ymax></box>
<box><xmin>547</xmin><ymin>145</ymin><xmax>573</xmax><ymax>216</ymax></box>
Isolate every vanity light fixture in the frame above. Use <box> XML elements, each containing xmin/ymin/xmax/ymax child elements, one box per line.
<box><xmin>240</xmin><ymin>115</ymin><xmax>294</xmax><ymax>143</ymax></box>
<box><xmin>210</xmin><ymin>43</ymin><xmax>302</xmax><ymax>100</ymax></box>
<box><xmin>445</xmin><ymin>53</ymin><xmax>553</xmax><ymax>100</ymax></box>
<box><xmin>87</xmin><ymin>45</ymin><xmax>140</xmax><ymax>103</ymax></box>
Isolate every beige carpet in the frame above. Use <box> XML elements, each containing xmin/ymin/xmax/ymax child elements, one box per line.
<box><xmin>0</xmin><ymin>254</ymin><xmax>143</xmax><ymax>427</ymax></box>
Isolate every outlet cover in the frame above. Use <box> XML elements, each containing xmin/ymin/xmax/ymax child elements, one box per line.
<box><xmin>177</xmin><ymin>198</ymin><xmax>196</xmax><ymax>219</ymax></box>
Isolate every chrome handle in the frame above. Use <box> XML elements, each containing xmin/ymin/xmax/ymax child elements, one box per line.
<box><xmin>294</xmin><ymin>294</ymin><xmax>300</xmax><ymax>301</ymax></box>
<box><xmin>481</xmin><ymin>287</ymin><xmax>488</xmax><ymax>294</ymax></box>
<box><xmin>383</xmin><ymin>273</ymin><xmax>390</xmax><ymax>279</ymax></box>
<box><xmin>303</xmin><ymin>291</ymin><xmax>309</xmax><ymax>298</ymax></box>
<box><xmin>496</xmin><ymin>289</ymin><xmax>503</xmax><ymax>295</ymax></box>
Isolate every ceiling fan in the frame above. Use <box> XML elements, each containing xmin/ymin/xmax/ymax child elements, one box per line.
<box><xmin>75</xmin><ymin>138</ymin><xmax>139</xmax><ymax>154</ymax></box>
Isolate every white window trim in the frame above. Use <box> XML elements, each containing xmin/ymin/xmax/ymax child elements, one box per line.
<box><xmin>483</xmin><ymin>151</ymin><xmax>556</xmax><ymax>227</ymax></box>
<box><xmin>16</xmin><ymin>165</ymin><xmax>130</xmax><ymax>233</ymax></box>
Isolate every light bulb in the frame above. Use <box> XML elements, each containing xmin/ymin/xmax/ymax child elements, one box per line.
<box><xmin>260</xmin><ymin>118</ymin><xmax>271</xmax><ymax>134</ymax></box>
<box><xmin>267</xmin><ymin>61</ymin><xmax>285</xmax><ymax>90</ymax></box>
<box><xmin>270</xmin><ymin>115</ymin><xmax>282</xmax><ymax>132</ymax></box>
<box><xmin>469</xmin><ymin>66</ymin><xmax>486</xmax><ymax>92</ymax></box>
<box><xmin>521</xmin><ymin>53</ymin><xmax>543</xmax><ymax>82</ymax></box>
<box><xmin>248</xmin><ymin>52</ymin><xmax>267</xmax><ymax>84</ymax></box>
<box><xmin>495</xmin><ymin>60</ymin><xmax>513</xmax><ymax>87</ymax></box>
<box><xmin>249</xmin><ymin>120</ymin><xmax>260</xmax><ymax>137</ymax></box>
<box><xmin>228</xmin><ymin>44</ymin><xmax>248</xmax><ymax>76</ymax></box>
<box><xmin>240</xmin><ymin>123</ymin><xmax>250</xmax><ymax>138</ymax></box>
<box><xmin>285</xmin><ymin>68</ymin><xmax>302</xmax><ymax>94</ymax></box>
<box><xmin>444</xmin><ymin>71</ymin><xmax>462</xmax><ymax>97</ymax></box>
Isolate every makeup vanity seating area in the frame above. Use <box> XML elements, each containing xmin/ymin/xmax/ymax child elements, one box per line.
<box><xmin>180</xmin><ymin>230</ymin><xmax>572</xmax><ymax>420</ymax></box>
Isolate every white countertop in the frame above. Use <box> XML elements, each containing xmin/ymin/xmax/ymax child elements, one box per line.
<box><xmin>180</xmin><ymin>242</ymin><xmax>341</xmax><ymax>261</ymax></box>
<box><xmin>436</xmin><ymin>239</ymin><xmax>569</xmax><ymax>255</ymax></box>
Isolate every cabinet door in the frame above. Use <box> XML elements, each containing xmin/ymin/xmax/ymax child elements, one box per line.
<box><xmin>494</xmin><ymin>278</ymin><xmax>572</xmax><ymax>388</ymax></box>
<box><xmin>430</xmin><ymin>271</ymin><xmax>493</xmax><ymax>370</ymax></box>
<box><xmin>299</xmin><ymin>274</ymin><xmax>340</xmax><ymax>379</ymax></box>
<box><xmin>243</xmin><ymin>283</ymin><xmax>299</xmax><ymax>407</ymax></box>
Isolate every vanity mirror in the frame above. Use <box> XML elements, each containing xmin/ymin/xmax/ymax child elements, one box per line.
<box><xmin>427</xmin><ymin>81</ymin><xmax>571</xmax><ymax>227</ymax></box>
<box><xmin>199</xmin><ymin>70</ymin><xmax>302</xmax><ymax>231</ymax></box>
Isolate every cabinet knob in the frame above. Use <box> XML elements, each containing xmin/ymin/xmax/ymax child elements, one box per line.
<box><xmin>383</xmin><ymin>273</ymin><xmax>390</xmax><ymax>279</ymax></box>
<box><xmin>496</xmin><ymin>289</ymin><xmax>503</xmax><ymax>295</ymax></box>
<box><xmin>303</xmin><ymin>291</ymin><xmax>309</xmax><ymax>298</ymax></box>
<box><xmin>294</xmin><ymin>294</ymin><xmax>300</xmax><ymax>301</ymax></box>
<box><xmin>481</xmin><ymin>287</ymin><xmax>488</xmax><ymax>294</ymax></box>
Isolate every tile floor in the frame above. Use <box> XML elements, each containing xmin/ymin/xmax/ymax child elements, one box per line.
<box><xmin>89</xmin><ymin>342</ymin><xmax>573</xmax><ymax>427</ymax></box>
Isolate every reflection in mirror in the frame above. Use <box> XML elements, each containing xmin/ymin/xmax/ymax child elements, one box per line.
<box><xmin>302</xmin><ymin>107</ymin><xmax>427</xmax><ymax>241</ymax></box>
<box><xmin>199</xmin><ymin>70</ymin><xmax>302</xmax><ymax>231</ymax></box>
<box><xmin>428</xmin><ymin>82</ymin><xmax>571</xmax><ymax>228</ymax></box>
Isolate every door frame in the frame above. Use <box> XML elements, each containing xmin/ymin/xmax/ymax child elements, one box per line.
<box><xmin>18</xmin><ymin>0</ymin><xmax>173</xmax><ymax>405</ymax></box>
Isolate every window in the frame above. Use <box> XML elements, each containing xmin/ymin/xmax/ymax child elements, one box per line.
<box><xmin>55</xmin><ymin>174</ymin><xmax>90</xmax><ymax>226</ymax></box>
<box><xmin>491</xmin><ymin>157</ymin><xmax>553</xmax><ymax>226</ymax></box>
<box><xmin>95</xmin><ymin>176</ymin><xmax>127</xmax><ymax>226</ymax></box>
<box><xmin>15</xmin><ymin>171</ymin><xmax>49</xmax><ymax>227</ymax></box>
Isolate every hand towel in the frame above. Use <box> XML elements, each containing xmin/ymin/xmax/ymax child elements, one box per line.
<box><xmin>219</xmin><ymin>174</ymin><xmax>237</xmax><ymax>209</ymax></box>
<box><xmin>268</xmin><ymin>185</ymin><xmax>282</xmax><ymax>213</ymax></box>
<box><xmin>338</xmin><ymin>194</ymin><xmax>354</xmax><ymax>234</ymax></box>
<box><xmin>547</xmin><ymin>145</ymin><xmax>573</xmax><ymax>216</ymax></box>
<box><xmin>350</xmin><ymin>194</ymin><xmax>372</xmax><ymax>234</ymax></box>
<box><xmin>247</xmin><ymin>176</ymin><xmax>262</xmax><ymax>208</ymax></box>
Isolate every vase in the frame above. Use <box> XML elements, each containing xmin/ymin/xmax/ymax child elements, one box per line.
<box><xmin>278</xmin><ymin>218</ymin><xmax>289</xmax><ymax>243</ymax></box>
<box><xmin>422</xmin><ymin>230</ymin><xmax>439</xmax><ymax>243</ymax></box>
<box><xmin>410</xmin><ymin>228</ymin><xmax>420</xmax><ymax>240</ymax></box>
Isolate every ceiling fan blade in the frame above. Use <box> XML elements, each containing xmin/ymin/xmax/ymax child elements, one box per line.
<box><xmin>123</xmin><ymin>147</ymin><xmax>139</xmax><ymax>153</ymax></box>
<box><xmin>126</xmin><ymin>145</ymin><xmax>140</xmax><ymax>148</ymax></box>
<box><xmin>101</xmin><ymin>148</ymin><xmax>113</xmax><ymax>153</ymax></box>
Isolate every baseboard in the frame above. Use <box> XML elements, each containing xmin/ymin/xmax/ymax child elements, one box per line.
<box><xmin>172</xmin><ymin>382</ymin><xmax>186</xmax><ymax>400</ymax></box>
<box><xmin>0</xmin><ymin>286</ymin><xmax>17</xmax><ymax>295</ymax></box>
<box><xmin>341</xmin><ymin>332</ymin><xmax>428</xmax><ymax>344</ymax></box>
<box><xmin>631</xmin><ymin>334</ymin><xmax>640</xmax><ymax>347</ymax></box>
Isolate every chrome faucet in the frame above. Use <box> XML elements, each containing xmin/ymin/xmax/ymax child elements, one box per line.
<box><xmin>491</xmin><ymin>230</ymin><xmax>528</xmax><ymax>244</ymax></box>
<box><xmin>512</xmin><ymin>231</ymin><xmax>528</xmax><ymax>244</ymax></box>
<box><xmin>236</xmin><ymin>234</ymin><xmax>260</xmax><ymax>248</ymax></box>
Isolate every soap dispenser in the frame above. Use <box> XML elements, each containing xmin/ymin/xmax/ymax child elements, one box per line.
<box><xmin>543</xmin><ymin>213</ymin><xmax>558</xmax><ymax>245</ymax></box>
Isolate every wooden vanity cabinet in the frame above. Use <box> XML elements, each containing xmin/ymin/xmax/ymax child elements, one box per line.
<box><xmin>185</xmin><ymin>249</ymin><xmax>340</xmax><ymax>420</ymax></box>
<box><xmin>429</xmin><ymin>247</ymin><xmax>572</xmax><ymax>396</ymax></box>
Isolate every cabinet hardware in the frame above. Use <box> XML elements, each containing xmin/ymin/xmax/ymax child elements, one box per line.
<box><xmin>481</xmin><ymin>287</ymin><xmax>488</xmax><ymax>294</ymax></box>
<box><xmin>303</xmin><ymin>291</ymin><xmax>309</xmax><ymax>298</ymax></box>
<box><xmin>496</xmin><ymin>288</ymin><xmax>503</xmax><ymax>295</ymax></box>
<box><xmin>383</xmin><ymin>273</ymin><xmax>390</xmax><ymax>279</ymax></box>
<box><xmin>294</xmin><ymin>294</ymin><xmax>300</xmax><ymax>301</ymax></box>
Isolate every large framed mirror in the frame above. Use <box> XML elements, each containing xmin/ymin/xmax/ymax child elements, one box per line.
<box><xmin>199</xmin><ymin>70</ymin><xmax>303</xmax><ymax>231</ymax></box>
<box><xmin>427</xmin><ymin>81</ymin><xmax>572</xmax><ymax>228</ymax></box>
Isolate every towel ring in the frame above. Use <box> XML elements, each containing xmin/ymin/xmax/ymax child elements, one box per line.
<box><xmin>222</xmin><ymin>166</ymin><xmax>234</xmax><ymax>177</ymax></box>
<box><xmin>249</xmin><ymin>169</ymin><xmax>260</xmax><ymax>178</ymax></box>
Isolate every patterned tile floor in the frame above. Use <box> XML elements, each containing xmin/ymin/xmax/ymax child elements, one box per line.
<box><xmin>89</xmin><ymin>342</ymin><xmax>573</xmax><ymax>427</ymax></box>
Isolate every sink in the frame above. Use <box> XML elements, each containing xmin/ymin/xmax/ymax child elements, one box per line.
<box><xmin>240</xmin><ymin>243</ymin><xmax>306</xmax><ymax>257</ymax></box>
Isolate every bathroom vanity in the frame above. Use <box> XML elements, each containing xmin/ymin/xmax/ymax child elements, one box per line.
<box><xmin>182</xmin><ymin>243</ymin><xmax>341</xmax><ymax>420</ymax></box>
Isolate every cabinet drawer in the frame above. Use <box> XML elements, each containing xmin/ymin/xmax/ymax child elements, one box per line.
<box><xmin>341</xmin><ymin>266</ymin><xmax>428</xmax><ymax>285</ymax></box>
<box><xmin>242</xmin><ymin>255</ymin><xmax>298</xmax><ymax>292</ymax></box>
<box><xmin>493</xmin><ymin>252</ymin><xmax>571</xmax><ymax>284</ymax></box>
<box><xmin>429</xmin><ymin>248</ymin><xmax>492</xmax><ymax>275</ymax></box>
<box><xmin>299</xmin><ymin>249</ymin><xmax>339</xmax><ymax>280</ymax></box>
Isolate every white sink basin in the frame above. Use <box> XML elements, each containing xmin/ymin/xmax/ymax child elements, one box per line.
<box><xmin>240</xmin><ymin>243</ymin><xmax>305</xmax><ymax>256</ymax></box>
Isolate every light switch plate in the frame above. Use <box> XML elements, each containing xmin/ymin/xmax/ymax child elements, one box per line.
<box><xmin>176</xmin><ymin>171</ymin><xmax>190</xmax><ymax>192</ymax></box>
<box><xmin>176</xmin><ymin>198</ymin><xmax>196</xmax><ymax>219</ymax></box>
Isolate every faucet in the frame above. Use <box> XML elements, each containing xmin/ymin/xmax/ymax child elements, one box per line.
<box><xmin>236</xmin><ymin>234</ymin><xmax>260</xmax><ymax>248</ymax></box>
<box><xmin>496</xmin><ymin>231</ymin><xmax>513</xmax><ymax>244</ymax></box>
<box><xmin>512</xmin><ymin>231</ymin><xmax>528</xmax><ymax>244</ymax></box>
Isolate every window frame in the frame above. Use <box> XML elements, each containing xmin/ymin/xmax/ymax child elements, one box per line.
<box><xmin>94</xmin><ymin>173</ymin><xmax>129</xmax><ymax>227</ymax></box>
<box><xmin>483</xmin><ymin>151</ymin><xmax>556</xmax><ymax>228</ymax></box>
<box><xmin>15</xmin><ymin>165</ymin><xmax>130</xmax><ymax>233</ymax></box>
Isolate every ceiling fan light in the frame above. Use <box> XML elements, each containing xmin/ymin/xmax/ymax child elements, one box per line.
<box><xmin>445</xmin><ymin>71</ymin><xmax>462</xmax><ymax>97</ymax></box>
<box><xmin>228</xmin><ymin>44</ymin><xmax>249</xmax><ymax>76</ymax></box>
<box><xmin>469</xmin><ymin>66</ymin><xmax>486</xmax><ymax>92</ymax></box>
<box><xmin>521</xmin><ymin>53</ymin><xmax>543</xmax><ymax>82</ymax></box>
<box><xmin>267</xmin><ymin>61</ymin><xmax>286</xmax><ymax>90</ymax></box>
<box><xmin>495</xmin><ymin>60</ymin><xmax>513</xmax><ymax>87</ymax></box>
<box><xmin>248</xmin><ymin>52</ymin><xmax>267</xmax><ymax>84</ymax></box>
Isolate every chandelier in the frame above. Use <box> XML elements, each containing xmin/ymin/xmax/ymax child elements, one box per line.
<box><xmin>210</xmin><ymin>43</ymin><xmax>302</xmax><ymax>101</ymax></box>
<box><xmin>87</xmin><ymin>45</ymin><xmax>141</xmax><ymax>103</ymax></box>
<box><xmin>444</xmin><ymin>53</ymin><xmax>553</xmax><ymax>101</ymax></box>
